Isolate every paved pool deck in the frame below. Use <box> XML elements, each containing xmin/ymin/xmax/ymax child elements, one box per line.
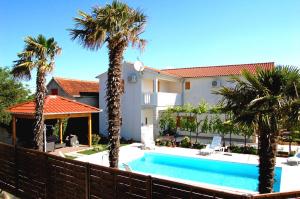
<box><xmin>75</xmin><ymin>143</ymin><xmax>300</xmax><ymax>194</ymax></box>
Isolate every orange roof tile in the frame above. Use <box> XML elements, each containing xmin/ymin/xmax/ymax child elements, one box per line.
<box><xmin>53</xmin><ymin>77</ymin><xmax>99</xmax><ymax>96</ymax></box>
<box><xmin>144</xmin><ymin>66</ymin><xmax>179</xmax><ymax>77</ymax></box>
<box><xmin>150</xmin><ymin>62</ymin><xmax>274</xmax><ymax>78</ymax></box>
<box><xmin>8</xmin><ymin>95</ymin><xmax>100</xmax><ymax>116</ymax></box>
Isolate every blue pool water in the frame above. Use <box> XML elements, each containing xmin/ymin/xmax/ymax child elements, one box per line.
<box><xmin>126</xmin><ymin>153</ymin><xmax>282</xmax><ymax>192</ymax></box>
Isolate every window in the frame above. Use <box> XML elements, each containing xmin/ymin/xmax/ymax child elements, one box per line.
<box><xmin>185</xmin><ymin>81</ymin><xmax>191</xmax><ymax>90</ymax></box>
<box><xmin>51</xmin><ymin>89</ymin><xmax>58</xmax><ymax>95</ymax></box>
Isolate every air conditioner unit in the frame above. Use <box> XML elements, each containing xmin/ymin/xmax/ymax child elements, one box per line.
<box><xmin>212</xmin><ymin>80</ymin><xmax>221</xmax><ymax>87</ymax></box>
<box><xmin>128</xmin><ymin>74</ymin><xmax>137</xmax><ymax>83</ymax></box>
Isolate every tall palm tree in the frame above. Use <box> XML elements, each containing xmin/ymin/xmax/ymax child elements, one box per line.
<box><xmin>216</xmin><ymin>66</ymin><xmax>300</xmax><ymax>193</ymax></box>
<box><xmin>12</xmin><ymin>35</ymin><xmax>61</xmax><ymax>151</ymax></box>
<box><xmin>70</xmin><ymin>1</ymin><xmax>146</xmax><ymax>168</ymax></box>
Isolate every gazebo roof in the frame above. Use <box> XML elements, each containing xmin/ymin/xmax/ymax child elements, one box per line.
<box><xmin>8</xmin><ymin>95</ymin><xmax>100</xmax><ymax>146</ymax></box>
<box><xmin>8</xmin><ymin>95</ymin><xmax>100</xmax><ymax>117</ymax></box>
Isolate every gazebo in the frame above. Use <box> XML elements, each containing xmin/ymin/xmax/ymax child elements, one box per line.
<box><xmin>8</xmin><ymin>95</ymin><xmax>100</xmax><ymax>147</ymax></box>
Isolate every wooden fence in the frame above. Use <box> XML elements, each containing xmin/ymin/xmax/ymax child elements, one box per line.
<box><xmin>0</xmin><ymin>142</ymin><xmax>300</xmax><ymax>199</ymax></box>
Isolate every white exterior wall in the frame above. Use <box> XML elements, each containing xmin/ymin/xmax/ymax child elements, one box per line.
<box><xmin>142</xmin><ymin>79</ymin><xmax>153</xmax><ymax>93</ymax></box>
<box><xmin>99</xmin><ymin>62</ymin><xmax>142</xmax><ymax>141</ymax></box>
<box><xmin>184</xmin><ymin>76</ymin><xmax>233</xmax><ymax>105</ymax></box>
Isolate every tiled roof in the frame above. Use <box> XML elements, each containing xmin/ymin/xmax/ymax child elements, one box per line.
<box><xmin>144</xmin><ymin>66</ymin><xmax>179</xmax><ymax>77</ymax></box>
<box><xmin>8</xmin><ymin>95</ymin><xmax>100</xmax><ymax>116</ymax></box>
<box><xmin>53</xmin><ymin>77</ymin><xmax>99</xmax><ymax>96</ymax></box>
<box><xmin>152</xmin><ymin>62</ymin><xmax>274</xmax><ymax>78</ymax></box>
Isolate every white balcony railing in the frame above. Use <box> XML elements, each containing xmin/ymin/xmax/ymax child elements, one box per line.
<box><xmin>142</xmin><ymin>92</ymin><xmax>181</xmax><ymax>106</ymax></box>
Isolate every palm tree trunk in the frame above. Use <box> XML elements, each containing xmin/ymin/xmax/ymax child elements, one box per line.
<box><xmin>33</xmin><ymin>69</ymin><xmax>46</xmax><ymax>151</ymax></box>
<box><xmin>258</xmin><ymin>115</ymin><xmax>278</xmax><ymax>193</ymax></box>
<box><xmin>107</xmin><ymin>41</ymin><xmax>126</xmax><ymax>168</ymax></box>
<box><xmin>229</xmin><ymin>131</ymin><xmax>232</xmax><ymax>148</ymax></box>
<box><xmin>195</xmin><ymin>126</ymin><xmax>198</xmax><ymax>144</ymax></box>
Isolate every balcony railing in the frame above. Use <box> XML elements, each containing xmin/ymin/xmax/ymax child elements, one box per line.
<box><xmin>142</xmin><ymin>92</ymin><xmax>182</xmax><ymax>106</ymax></box>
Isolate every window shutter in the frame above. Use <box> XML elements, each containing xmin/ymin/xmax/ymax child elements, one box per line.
<box><xmin>185</xmin><ymin>81</ymin><xmax>191</xmax><ymax>90</ymax></box>
<box><xmin>51</xmin><ymin>89</ymin><xmax>58</xmax><ymax>95</ymax></box>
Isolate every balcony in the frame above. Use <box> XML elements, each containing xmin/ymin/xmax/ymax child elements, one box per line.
<box><xmin>142</xmin><ymin>92</ymin><xmax>182</xmax><ymax>107</ymax></box>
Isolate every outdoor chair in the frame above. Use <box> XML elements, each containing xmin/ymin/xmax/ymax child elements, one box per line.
<box><xmin>46</xmin><ymin>135</ymin><xmax>66</xmax><ymax>150</ymax></box>
<box><xmin>65</xmin><ymin>134</ymin><xmax>79</xmax><ymax>147</ymax></box>
<box><xmin>199</xmin><ymin>135</ymin><xmax>224</xmax><ymax>155</ymax></box>
<box><xmin>287</xmin><ymin>152</ymin><xmax>300</xmax><ymax>166</ymax></box>
<box><xmin>122</xmin><ymin>163</ymin><xmax>132</xmax><ymax>172</ymax></box>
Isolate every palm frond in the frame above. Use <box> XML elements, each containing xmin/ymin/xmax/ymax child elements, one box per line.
<box><xmin>70</xmin><ymin>1</ymin><xmax>147</xmax><ymax>51</ymax></box>
<box><xmin>12</xmin><ymin>34</ymin><xmax>61</xmax><ymax>80</ymax></box>
<box><xmin>11</xmin><ymin>63</ymin><xmax>33</xmax><ymax>80</ymax></box>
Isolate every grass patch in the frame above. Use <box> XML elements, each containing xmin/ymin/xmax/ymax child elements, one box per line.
<box><xmin>65</xmin><ymin>155</ymin><xmax>77</xmax><ymax>160</ymax></box>
<box><xmin>78</xmin><ymin>143</ymin><xmax>130</xmax><ymax>155</ymax></box>
<box><xmin>78</xmin><ymin>144</ymin><xmax>107</xmax><ymax>155</ymax></box>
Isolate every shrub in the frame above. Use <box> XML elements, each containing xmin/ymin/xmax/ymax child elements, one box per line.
<box><xmin>193</xmin><ymin>143</ymin><xmax>205</xmax><ymax>149</ymax></box>
<box><xmin>99</xmin><ymin>135</ymin><xmax>109</xmax><ymax>144</ymax></box>
<box><xmin>230</xmin><ymin>145</ymin><xmax>257</xmax><ymax>155</ymax></box>
<box><xmin>166</xmin><ymin>140</ymin><xmax>173</xmax><ymax>147</ymax></box>
<box><xmin>120</xmin><ymin>137</ymin><xmax>135</xmax><ymax>144</ymax></box>
<box><xmin>92</xmin><ymin>134</ymin><xmax>101</xmax><ymax>145</ymax></box>
<box><xmin>155</xmin><ymin>138</ymin><xmax>161</xmax><ymax>146</ymax></box>
<box><xmin>156</xmin><ymin>139</ymin><xmax>167</xmax><ymax>146</ymax></box>
<box><xmin>93</xmin><ymin>145</ymin><xmax>106</xmax><ymax>152</ymax></box>
<box><xmin>180</xmin><ymin>136</ymin><xmax>191</xmax><ymax>148</ymax></box>
<box><xmin>289</xmin><ymin>151</ymin><xmax>296</xmax><ymax>157</ymax></box>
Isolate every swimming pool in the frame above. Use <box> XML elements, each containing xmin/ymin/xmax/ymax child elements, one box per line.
<box><xmin>125</xmin><ymin>152</ymin><xmax>282</xmax><ymax>192</ymax></box>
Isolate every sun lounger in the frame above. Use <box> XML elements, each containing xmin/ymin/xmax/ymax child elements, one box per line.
<box><xmin>287</xmin><ymin>152</ymin><xmax>300</xmax><ymax>166</ymax></box>
<box><xmin>199</xmin><ymin>136</ymin><xmax>224</xmax><ymax>155</ymax></box>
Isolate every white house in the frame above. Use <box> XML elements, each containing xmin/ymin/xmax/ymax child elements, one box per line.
<box><xmin>98</xmin><ymin>61</ymin><xmax>274</xmax><ymax>142</ymax></box>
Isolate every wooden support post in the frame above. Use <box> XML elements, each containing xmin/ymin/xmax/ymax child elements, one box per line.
<box><xmin>12</xmin><ymin>115</ymin><xmax>16</xmax><ymax>145</ymax></box>
<box><xmin>59</xmin><ymin>119</ymin><xmax>63</xmax><ymax>144</ymax></box>
<box><xmin>88</xmin><ymin>114</ymin><xmax>92</xmax><ymax>147</ymax></box>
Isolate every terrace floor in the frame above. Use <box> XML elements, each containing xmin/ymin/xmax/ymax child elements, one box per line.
<box><xmin>49</xmin><ymin>145</ymin><xmax>91</xmax><ymax>157</ymax></box>
<box><xmin>73</xmin><ymin>143</ymin><xmax>300</xmax><ymax>194</ymax></box>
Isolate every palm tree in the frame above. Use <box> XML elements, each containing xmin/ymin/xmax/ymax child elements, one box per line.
<box><xmin>12</xmin><ymin>35</ymin><xmax>61</xmax><ymax>151</ymax></box>
<box><xmin>70</xmin><ymin>1</ymin><xmax>146</xmax><ymax>168</ymax></box>
<box><xmin>216</xmin><ymin>66</ymin><xmax>300</xmax><ymax>193</ymax></box>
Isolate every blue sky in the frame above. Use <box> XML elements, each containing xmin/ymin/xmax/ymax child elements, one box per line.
<box><xmin>0</xmin><ymin>0</ymin><xmax>300</xmax><ymax>92</ymax></box>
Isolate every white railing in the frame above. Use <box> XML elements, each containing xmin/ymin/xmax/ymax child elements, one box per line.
<box><xmin>142</xmin><ymin>92</ymin><xmax>156</xmax><ymax>105</ymax></box>
<box><xmin>142</xmin><ymin>92</ymin><xmax>181</xmax><ymax>106</ymax></box>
